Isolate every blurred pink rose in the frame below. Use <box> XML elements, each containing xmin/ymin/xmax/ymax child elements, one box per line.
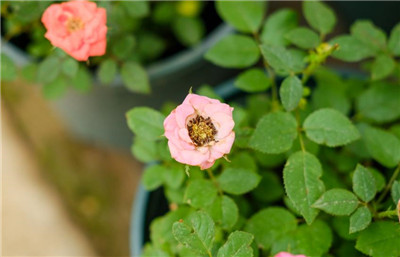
<box><xmin>164</xmin><ymin>93</ymin><xmax>235</xmax><ymax>170</ymax></box>
<box><xmin>41</xmin><ymin>0</ymin><xmax>107</xmax><ymax>61</ymax></box>
<box><xmin>275</xmin><ymin>252</ymin><xmax>307</xmax><ymax>257</ymax></box>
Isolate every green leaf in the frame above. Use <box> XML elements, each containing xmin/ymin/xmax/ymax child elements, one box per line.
<box><xmin>121</xmin><ymin>62</ymin><xmax>150</xmax><ymax>94</ymax></box>
<box><xmin>42</xmin><ymin>76</ymin><xmax>67</xmax><ymax>99</ymax></box>
<box><xmin>152</xmin><ymin>2</ymin><xmax>175</xmax><ymax>24</ymax></box>
<box><xmin>207</xmin><ymin>195</ymin><xmax>239</xmax><ymax>230</ymax></box>
<box><xmin>131</xmin><ymin>137</ymin><xmax>159</xmax><ymax>163</ymax></box>
<box><xmin>97</xmin><ymin>59</ymin><xmax>117</xmax><ymax>84</ymax></box>
<box><xmin>357</xmin><ymin>82</ymin><xmax>400</xmax><ymax>123</ymax></box>
<box><xmin>21</xmin><ymin>64</ymin><xmax>37</xmax><ymax>83</ymax></box>
<box><xmin>249</xmin><ymin>112</ymin><xmax>298</xmax><ymax>154</ymax></box>
<box><xmin>205</xmin><ymin>35</ymin><xmax>260</xmax><ymax>68</ymax></box>
<box><xmin>371</xmin><ymin>54</ymin><xmax>395</xmax><ymax>80</ymax></box>
<box><xmin>234</xmin><ymin>68</ymin><xmax>271</xmax><ymax>93</ymax></box>
<box><xmin>163</xmin><ymin>164</ymin><xmax>184</xmax><ymax>189</ymax></box>
<box><xmin>71</xmin><ymin>67</ymin><xmax>92</xmax><ymax>92</ymax></box>
<box><xmin>392</xmin><ymin>180</ymin><xmax>400</xmax><ymax>204</ymax></box>
<box><xmin>151</xmin><ymin>206</ymin><xmax>193</xmax><ymax>248</ymax></box>
<box><xmin>369</xmin><ymin>167</ymin><xmax>386</xmax><ymax>192</ymax></box>
<box><xmin>126</xmin><ymin>107</ymin><xmax>165</xmax><ymax>141</ymax></box>
<box><xmin>252</xmin><ymin>171</ymin><xmax>284</xmax><ymax>203</ymax></box>
<box><xmin>349</xmin><ymin>206</ymin><xmax>372</xmax><ymax>234</ymax></box>
<box><xmin>260</xmin><ymin>9</ymin><xmax>298</xmax><ymax>46</ymax></box>
<box><xmin>303</xmin><ymin>108</ymin><xmax>360</xmax><ymax>147</ymax></box>
<box><xmin>9</xmin><ymin>1</ymin><xmax>48</xmax><ymax>23</ymax></box>
<box><xmin>217</xmin><ymin>231</ymin><xmax>254</xmax><ymax>257</ymax></box>
<box><xmin>351</xmin><ymin>20</ymin><xmax>386</xmax><ymax>52</ymax></box>
<box><xmin>330</xmin><ymin>35</ymin><xmax>375</xmax><ymax>62</ymax></box>
<box><xmin>363</xmin><ymin>126</ymin><xmax>400</xmax><ymax>168</ymax></box>
<box><xmin>388</xmin><ymin>23</ymin><xmax>400</xmax><ymax>56</ymax></box>
<box><xmin>215</xmin><ymin>1</ymin><xmax>266</xmax><ymax>33</ymax></box>
<box><xmin>260</xmin><ymin>44</ymin><xmax>304</xmax><ymax>74</ymax></box>
<box><xmin>302</xmin><ymin>1</ymin><xmax>336</xmax><ymax>35</ymax></box>
<box><xmin>285</xmin><ymin>27</ymin><xmax>320</xmax><ymax>49</ymax></box>
<box><xmin>143</xmin><ymin>165</ymin><xmax>165</xmax><ymax>190</ymax></box>
<box><xmin>141</xmin><ymin>244</ymin><xmax>169</xmax><ymax>257</ymax></box>
<box><xmin>312</xmin><ymin>87</ymin><xmax>351</xmax><ymax>116</ymax></box>
<box><xmin>137</xmin><ymin>33</ymin><xmax>166</xmax><ymax>61</ymax></box>
<box><xmin>283</xmin><ymin>151</ymin><xmax>325</xmax><ymax>224</ymax></box>
<box><xmin>1</xmin><ymin>54</ymin><xmax>17</xmax><ymax>81</ymax></box>
<box><xmin>173</xmin><ymin>211</ymin><xmax>215</xmax><ymax>256</ymax></box>
<box><xmin>313</xmin><ymin>189</ymin><xmax>359</xmax><ymax>216</ymax></box>
<box><xmin>271</xmin><ymin>220</ymin><xmax>332</xmax><ymax>257</ymax></box>
<box><xmin>229</xmin><ymin>152</ymin><xmax>257</xmax><ymax>172</ymax></box>
<box><xmin>196</xmin><ymin>85</ymin><xmax>223</xmax><ymax>102</ymax></box>
<box><xmin>332</xmin><ymin>216</ymin><xmax>358</xmax><ymax>241</ymax></box>
<box><xmin>255</xmin><ymin>152</ymin><xmax>286</xmax><ymax>168</ymax></box>
<box><xmin>356</xmin><ymin>221</ymin><xmax>400</xmax><ymax>257</ymax></box>
<box><xmin>352</xmin><ymin>164</ymin><xmax>377</xmax><ymax>203</ymax></box>
<box><xmin>279</xmin><ymin>75</ymin><xmax>303</xmax><ymax>112</ymax></box>
<box><xmin>245</xmin><ymin>207</ymin><xmax>297</xmax><ymax>250</ymax></box>
<box><xmin>173</xmin><ymin>17</ymin><xmax>205</xmax><ymax>46</ymax></box>
<box><xmin>184</xmin><ymin>179</ymin><xmax>217</xmax><ymax>208</ymax></box>
<box><xmin>121</xmin><ymin>0</ymin><xmax>149</xmax><ymax>18</ymax></box>
<box><xmin>37</xmin><ymin>55</ymin><xmax>60</xmax><ymax>84</ymax></box>
<box><xmin>61</xmin><ymin>58</ymin><xmax>78</xmax><ymax>78</ymax></box>
<box><xmin>217</xmin><ymin>168</ymin><xmax>261</xmax><ymax>195</ymax></box>
<box><xmin>112</xmin><ymin>35</ymin><xmax>136</xmax><ymax>60</ymax></box>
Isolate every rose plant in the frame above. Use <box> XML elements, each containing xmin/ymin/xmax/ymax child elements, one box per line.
<box><xmin>1</xmin><ymin>0</ymin><xmax>208</xmax><ymax>97</ymax></box>
<box><xmin>126</xmin><ymin>1</ymin><xmax>400</xmax><ymax>257</ymax></box>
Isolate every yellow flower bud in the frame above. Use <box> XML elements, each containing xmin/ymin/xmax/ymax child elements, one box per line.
<box><xmin>176</xmin><ymin>1</ymin><xmax>201</xmax><ymax>17</ymax></box>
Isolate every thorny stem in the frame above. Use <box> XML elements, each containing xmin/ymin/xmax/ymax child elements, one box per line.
<box><xmin>207</xmin><ymin>169</ymin><xmax>223</xmax><ymax>196</ymax></box>
<box><xmin>296</xmin><ymin>109</ymin><xmax>306</xmax><ymax>152</ymax></box>
<box><xmin>376</xmin><ymin>210</ymin><xmax>398</xmax><ymax>219</ymax></box>
<box><xmin>253</xmin><ymin>31</ymin><xmax>279</xmax><ymax>109</ymax></box>
<box><xmin>376</xmin><ymin>163</ymin><xmax>400</xmax><ymax>205</ymax></box>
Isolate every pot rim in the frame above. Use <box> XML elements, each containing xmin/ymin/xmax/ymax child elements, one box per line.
<box><xmin>1</xmin><ymin>23</ymin><xmax>233</xmax><ymax>88</ymax></box>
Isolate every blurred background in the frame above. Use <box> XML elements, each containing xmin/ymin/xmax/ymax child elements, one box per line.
<box><xmin>2</xmin><ymin>1</ymin><xmax>400</xmax><ymax>256</ymax></box>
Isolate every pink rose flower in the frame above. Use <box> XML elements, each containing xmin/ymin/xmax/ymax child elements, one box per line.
<box><xmin>164</xmin><ymin>93</ymin><xmax>235</xmax><ymax>170</ymax></box>
<box><xmin>41</xmin><ymin>0</ymin><xmax>107</xmax><ymax>61</ymax></box>
<box><xmin>275</xmin><ymin>252</ymin><xmax>307</xmax><ymax>257</ymax></box>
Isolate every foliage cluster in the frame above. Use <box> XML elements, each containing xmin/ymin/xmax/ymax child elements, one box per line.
<box><xmin>127</xmin><ymin>1</ymin><xmax>400</xmax><ymax>257</ymax></box>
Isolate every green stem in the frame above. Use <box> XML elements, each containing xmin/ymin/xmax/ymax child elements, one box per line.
<box><xmin>376</xmin><ymin>163</ymin><xmax>400</xmax><ymax>205</ymax></box>
<box><xmin>253</xmin><ymin>31</ymin><xmax>279</xmax><ymax>109</ymax></box>
<box><xmin>376</xmin><ymin>210</ymin><xmax>398</xmax><ymax>219</ymax></box>
<box><xmin>296</xmin><ymin>109</ymin><xmax>306</xmax><ymax>152</ymax></box>
<box><xmin>207</xmin><ymin>169</ymin><xmax>223</xmax><ymax>196</ymax></box>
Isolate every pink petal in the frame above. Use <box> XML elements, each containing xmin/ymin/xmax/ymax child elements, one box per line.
<box><xmin>178</xmin><ymin>128</ymin><xmax>193</xmax><ymax>144</ymax></box>
<box><xmin>88</xmin><ymin>38</ymin><xmax>106</xmax><ymax>56</ymax></box>
<box><xmin>175</xmin><ymin>148</ymin><xmax>210</xmax><ymax>166</ymax></box>
<box><xmin>41</xmin><ymin>4</ymin><xmax>69</xmax><ymax>37</ymax></box>
<box><xmin>213</xmin><ymin>113</ymin><xmax>235</xmax><ymax>139</ymax></box>
<box><xmin>203</xmin><ymin>103</ymin><xmax>233</xmax><ymax>116</ymax></box>
<box><xmin>64</xmin><ymin>41</ymin><xmax>90</xmax><ymax>61</ymax></box>
<box><xmin>175</xmin><ymin>104</ymin><xmax>195</xmax><ymax>128</ymax></box>
<box><xmin>62</xmin><ymin>1</ymin><xmax>97</xmax><ymax>23</ymax></box>
<box><xmin>164</xmin><ymin>111</ymin><xmax>177</xmax><ymax>131</ymax></box>
<box><xmin>200</xmin><ymin>161</ymin><xmax>215</xmax><ymax>170</ymax></box>
<box><xmin>213</xmin><ymin>132</ymin><xmax>235</xmax><ymax>154</ymax></box>
<box><xmin>274</xmin><ymin>252</ymin><xmax>307</xmax><ymax>257</ymax></box>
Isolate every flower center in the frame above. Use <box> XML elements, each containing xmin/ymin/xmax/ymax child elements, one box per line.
<box><xmin>187</xmin><ymin>115</ymin><xmax>217</xmax><ymax>147</ymax></box>
<box><xmin>66</xmin><ymin>17</ymin><xmax>84</xmax><ymax>32</ymax></box>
